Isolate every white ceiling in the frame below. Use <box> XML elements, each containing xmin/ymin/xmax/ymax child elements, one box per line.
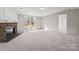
<box><xmin>9</xmin><ymin>7</ymin><xmax>79</xmax><ymax>17</ymax></box>
<box><xmin>17</xmin><ymin>7</ymin><xmax>66</xmax><ymax>17</ymax></box>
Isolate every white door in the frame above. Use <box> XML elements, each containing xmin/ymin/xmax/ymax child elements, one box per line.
<box><xmin>59</xmin><ymin>15</ymin><xmax>67</xmax><ymax>33</ymax></box>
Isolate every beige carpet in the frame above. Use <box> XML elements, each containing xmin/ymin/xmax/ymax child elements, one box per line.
<box><xmin>0</xmin><ymin>31</ymin><xmax>79</xmax><ymax>51</ymax></box>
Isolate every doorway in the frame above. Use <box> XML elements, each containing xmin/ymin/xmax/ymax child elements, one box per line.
<box><xmin>59</xmin><ymin>15</ymin><xmax>67</xmax><ymax>33</ymax></box>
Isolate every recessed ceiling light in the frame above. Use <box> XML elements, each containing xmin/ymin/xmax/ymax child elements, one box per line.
<box><xmin>20</xmin><ymin>8</ymin><xmax>24</xmax><ymax>12</ymax></box>
<box><xmin>40</xmin><ymin>7</ymin><xmax>44</xmax><ymax>10</ymax></box>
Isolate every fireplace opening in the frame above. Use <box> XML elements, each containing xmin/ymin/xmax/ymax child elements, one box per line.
<box><xmin>5</xmin><ymin>26</ymin><xmax>15</xmax><ymax>38</ymax></box>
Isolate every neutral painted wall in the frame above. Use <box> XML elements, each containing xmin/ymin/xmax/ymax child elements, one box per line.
<box><xmin>17</xmin><ymin>14</ymin><xmax>42</xmax><ymax>33</ymax></box>
<box><xmin>67</xmin><ymin>9</ymin><xmax>79</xmax><ymax>34</ymax></box>
<box><xmin>42</xmin><ymin>9</ymin><xmax>79</xmax><ymax>34</ymax></box>
<box><xmin>17</xmin><ymin>14</ymin><xmax>25</xmax><ymax>33</ymax></box>
<box><xmin>41</xmin><ymin>14</ymin><xmax>58</xmax><ymax>31</ymax></box>
<box><xmin>0</xmin><ymin>7</ymin><xmax>79</xmax><ymax>34</ymax></box>
<box><xmin>4</xmin><ymin>8</ymin><xmax>17</xmax><ymax>22</ymax></box>
<box><xmin>0</xmin><ymin>8</ymin><xmax>17</xmax><ymax>22</ymax></box>
<box><xmin>0</xmin><ymin>8</ymin><xmax>4</xmax><ymax>20</ymax></box>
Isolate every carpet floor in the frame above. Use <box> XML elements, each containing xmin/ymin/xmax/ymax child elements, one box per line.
<box><xmin>0</xmin><ymin>31</ymin><xmax>79</xmax><ymax>51</ymax></box>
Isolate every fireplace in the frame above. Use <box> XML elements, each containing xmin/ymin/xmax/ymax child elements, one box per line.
<box><xmin>5</xmin><ymin>26</ymin><xmax>14</xmax><ymax>37</ymax></box>
<box><xmin>0</xmin><ymin>22</ymin><xmax>17</xmax><ymax>42</ymax></box>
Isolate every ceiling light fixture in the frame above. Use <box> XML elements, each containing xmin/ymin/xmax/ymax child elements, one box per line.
<box><xmin>40</xmin><ymin>7</ymin><xmax>45</xmax><ymax>10</ymax></box>
<box><xmin>20</xmin><ymin>8</ymin><xmax>24</xmax><ymax>12</ymax></box>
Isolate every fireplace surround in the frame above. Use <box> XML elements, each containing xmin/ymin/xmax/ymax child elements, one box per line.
<box><xmin>0</xmin><ymin>22</ymin><xmax>17</xmax><ymax>42</ymax></box>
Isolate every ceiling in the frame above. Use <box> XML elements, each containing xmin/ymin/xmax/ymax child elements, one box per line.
<box><xmin>10</xmin><ymin>7</ymin><xmax>79</xmax><ymax>17</ymax></box>
<box><xmin>17</xmin><ymin>7</ymin><xmax>66</xmax><ymax>17</ymax></box>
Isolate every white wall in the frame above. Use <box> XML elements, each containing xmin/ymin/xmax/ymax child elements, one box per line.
<box><xmin>0</xmin><ymin>8</ymin><xmax>17</xmax><ymax>22</ymax></box>
<box><xmin>17</xmin><ymin>14</ymin><xmax>32</xmax><ymax>33</ymax></box>
<box><xmin>0</xmin><ymin>8</ymin><xmax>4</xmax><ymax>20</ymax></box>
<box><xmin>58</xmin><ymin>9</ymin><xmax>79</xmax><ymax>34</ymax></box>
<box><xmin>17</xmin><ymin>14</ymin><xmax>42</xmax><ymax>33</ymax></box>
<box><xmin>0</xmin><ymin>7</ymin><xmax>78</xmax><ymax>34</ymax></box>
<box><xmin>42</xmin><ymin>14</ymin><xmax>58</xmax><ymax>31</ymax></box>
<box><xmin>67</xmin><ymin>9</ymin><xmax>79</xmax><ymax>34</ymax></box>
<box><xmin>42</xmin><ymin>9</ymin><xmax>79</xmax><ymax>34</ymax></box>
<box><xmin>17</xmin><ymin>14</ymin><xmax>24</xmax><ymax>33</ymax></box>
